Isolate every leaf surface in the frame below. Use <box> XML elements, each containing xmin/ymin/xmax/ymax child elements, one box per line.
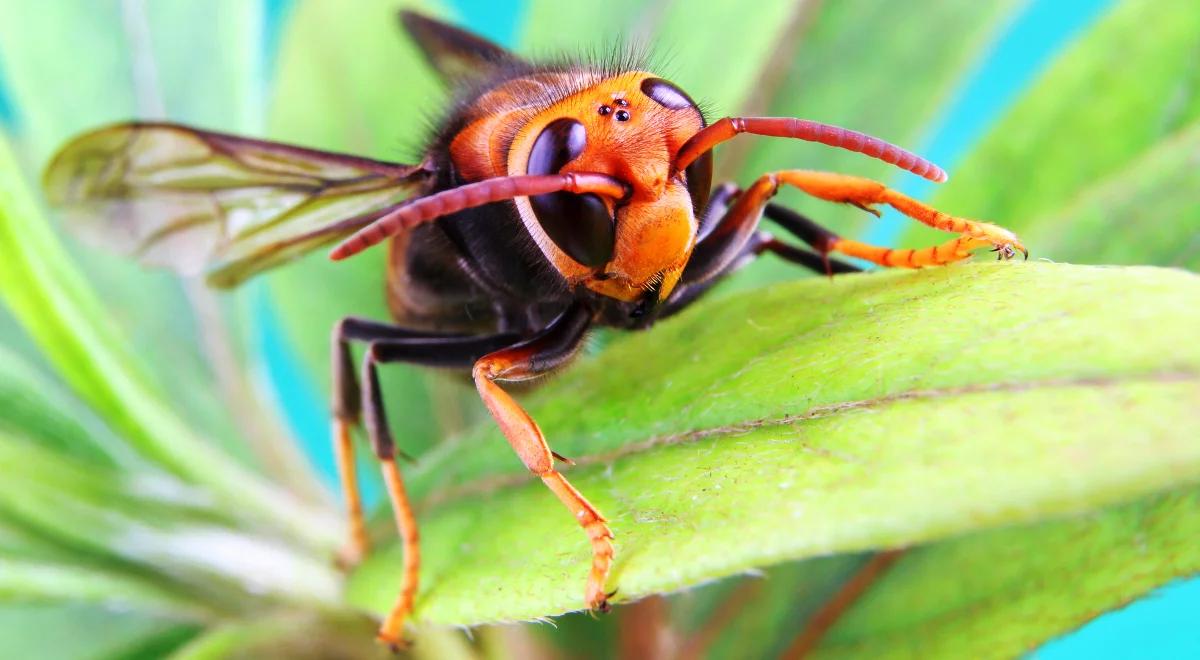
<box><xmin>347</xmin><ymin>262</ymin><xmax>1200</xmax><ymax>629</ymax></box>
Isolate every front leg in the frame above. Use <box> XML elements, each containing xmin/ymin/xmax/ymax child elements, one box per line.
<box><xmin>762</xmin><ymin>170</ymin><xmax>1026</xmax><ymax>266</ymax></box>
<box><xmin>471</xmin><ymin>302</ymin><xmax>616</xmax><ymax>612</ymax></box>
<box><xmin>686</xmin><ymin>170</ymin><xmax>1025</xmax><ymax>279</ymax></box>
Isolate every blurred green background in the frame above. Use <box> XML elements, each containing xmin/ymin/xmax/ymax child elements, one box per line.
<box><xmin>1</xmin><ymin>0</ymin><xmax>1198</xmax><ymax>658</ymax></box>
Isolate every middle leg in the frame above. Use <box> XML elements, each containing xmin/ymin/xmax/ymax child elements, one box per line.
<box><xmin>470</xmin><ymin>302</ymin><xmax>616</xmax><ymax>612</ymax></box>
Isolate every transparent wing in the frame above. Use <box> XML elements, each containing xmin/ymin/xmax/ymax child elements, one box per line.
<box><xmin>43</xmin><ymin>122</ymin><xmax>432</xmax><ymax>287</ymax></box>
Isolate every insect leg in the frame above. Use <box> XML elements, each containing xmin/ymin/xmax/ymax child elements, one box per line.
<box><xmin>660</xmin><ymin>230</ymin><xmax>858</xmax><ymax>321</ymax></box>
<box><xmin>765</xmin><ymin>170</ymin><xmax>1026</xmax><ymax>266</ymax></box>
<box><xmin>684</xmin><ymin>182</ymin><xmax>859</xmax><ymax>285</ymax></box>
<box><xmin>695</xmin><ymin>181</ymin><xmax>740</xmax><ymax>242</ymax></box>
<box><xmin>690</xmin><ymin>170</ymin><xmax>1024</xmax><ymax>274</ymax></box>
<box><xmin>331</xmin><ymin>318</ymin><xmax>476</xmax><ymax>567</ymax></box>
<box><xmin>755</xmin><ymin>203</ymin><xmax>866</xmax><ymax>274</ymax></box>
<box><xmin>755</xmin><ymin>236</ymin><xmax>862</xmax><ymax>275</ymax></box>
<box><xmin>470</xmin><ymin>303</ymin><xmax>616</xmax><ymax>614</ymax></box>
<box><xmin>351</xmin><ymin>329</ymin><xmax>520</xmax><ymax>647</ymax></box>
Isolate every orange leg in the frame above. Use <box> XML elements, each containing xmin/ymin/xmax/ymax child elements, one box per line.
<box><xmin>336</xmin><ymin>321</ymin><xmax>524</xmax><ymax>646</ymax></box>
<box><xmin>472</xmin><ymin>303</ymin><xmax>614</xmax><ymax>612</ymax></box>
<box><xmin>376</xmin><ymin>457</ymin><xmax>420</xmax><ymax>649</ymax></box>
<box><xmin>360</xmin><ymin>344</ymin><xmax>420</xmax><ymax>649</ymax></box>
<box><xmin>741</xmin><ymin>170</ymin><xmax>1025</xmax><ymax>269</ymax></box>
<box><xmin>331</xmin><ymin>320</ymin><xmax>370</xmax><ymax>568</ymax></box>
<box><xmin>333</xmin><ymin>418</ymin><xmax>370</xmax><ymax>567</ymax></box>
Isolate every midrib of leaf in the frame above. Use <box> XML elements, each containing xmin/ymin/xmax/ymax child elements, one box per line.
<box><xmin>415</xmin><ymin>371</ymin><xmax>1197</xmax><ymax>510</ymax></box>
<box><xmin>348</xmin><ymin>262</ymin><xmax>1200</xmax><ymax>627</ymax></box>
<box><xmin>349</xmin><ymin>375</ymin><xmax>1200</xmax><ymax>624</ymax></box>
<box><xmin>405</xmin><ymin>263</ymin><xmax>1200</xmax><ymax>498</ymax></box>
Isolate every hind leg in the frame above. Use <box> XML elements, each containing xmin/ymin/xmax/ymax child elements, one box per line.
<box><xmin>329</xmin><ymin>318</ymin><xmax>519</xmax><ymax>646</ymax></box>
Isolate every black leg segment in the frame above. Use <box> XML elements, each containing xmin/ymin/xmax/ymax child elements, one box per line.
<box><xmin>358</xmin><ymin>333</ymin><xmax>521</xmax><ymax>459</ymax></box>
<box><xmin>762</xmin><ymin>203</ymin><xmax>840</xmax><ymax>254</ymax></box>
<box><xmin>331</xmin><ymin>316</ymin><xmax>520</xmax><ymax>458</ymax></box>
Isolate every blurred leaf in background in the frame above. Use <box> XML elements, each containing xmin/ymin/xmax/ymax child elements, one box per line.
<box><xmin>911</xmin><ymin>0</ymin><xmax>1200</xmax><ymax>270</ymax></box>
<box><xmin>1</xmin><ymin>0</ymin><xmax>1198</xmax><ymax>658</ymax></box>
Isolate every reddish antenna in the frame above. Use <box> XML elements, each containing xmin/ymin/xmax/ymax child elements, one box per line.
<box><xmin>674</xmin><ymin>117</ymin><xmax>947</xmax><ymax>183</ymax></box>
<box><xmin>330</xmin><ymin>173</ymin><xmax>628</xmax><ymax>260</ymax></box>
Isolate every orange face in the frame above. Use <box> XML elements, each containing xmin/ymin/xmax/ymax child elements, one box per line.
<box><xmin>453</xmin><ymin>70</ymin><xmax>709</xmax><ymax>303</ymax></box>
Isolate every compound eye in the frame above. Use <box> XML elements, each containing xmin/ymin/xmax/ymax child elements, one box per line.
<box><xmin>641</xmin><ymin>78</ymin><xmax>709</xmax><ymax>212</ymax></box>
<box><xmin>526</xmin><ymin>118</ymin><xmax>615</xmax><ymax>268</ymax></box>
<box><xmin>527</xmin><ymin>117</ymin><xmax>586</xmax><ymax>176</ymax></box>
<box><xmin>640</xmin><ymin>77</ymin><xmax>695</xmax><ymax>110</ymax></box>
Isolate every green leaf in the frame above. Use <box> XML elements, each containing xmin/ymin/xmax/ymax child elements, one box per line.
<box><xmin>0</xmin><ymin>133</ymin><xmax>338</xmax><ymax>553</ymax></box>
<box><xmin>166</xmin><ymin>613</ymin><xmax>386</xmax><ymax>660</ymax></box>
<box><xmin>347</xmin><ymin>263</ymin><xmax>1200</xmax><ymax>632</ymax></box>
<box><xmin>670</xmin><ymin>556</ymin><xmax>863</xmax><ymax>660</ymax></box>
<box><xmin>518</xmin><ymin>0</ymin><xmax>649</xmax><ymax>51</ymax></box>
<box><xmin>523</xmin><ymin>0</ymin><xmax>817</xmax><ymax>114</ymax></box>
<box><xmin>0</xmin><ymin>2</ymin><xmax>292</xmax><ymax>468</ymax></box>
<box><xmin>0</xmin><ymin>347</ymin><xmax>126</xmax><ymax>467</ymax></box>
<box><xmin>267</xmin><ymin>0</ymin><xmax>442</xmax><ymax>158</ymax></box>
<box><xmin>666</xmin><ymin>485</ymin><xmax>1200</xmax><ymax>659</ymax></box>
<box><xmin>1021</xmin><ymin>119</ymin><xmax>1200</xmax><ymax>271</ymax></box>
<box><xmin>0</xmin><ymin>435</ymin><xmax>342</xmax><ymax>617</ymax></box>
<box><xmin>0</xmin><ymin>604</ymin><xmax>198</xmax><ymax>660</ymax></box>
<box><xmin>0</xmin><ymin>1</ymin><xmax>264</xmax><ymax>160</ymax></box>
<box><xmin>809</xmin><ymin>486</ymin><xmax>1200</xmax><ymax>658</ymax></box>
<box><xmin>0</xmin><ymin>1</ymin><xmax>295</xmax><ymax>475</ymax></box>
<box><xmin>740</xmin><ymin>0</ymin><xmax>1019</xmax><ymax>175</ymax></box>
<box><xmin>916</xmin><ymin>0</ymin><xmax>1200</xmax><ymax>267</ymax></box>
<box><xmin>0</xmin><ymin>4</ymin><xmax>135</xmax><ymax>165</ymax></box>
<box><xmin>0</xmin><ymin>559</ymin><xmax>210</xmax><ymax>621</ymax></box>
